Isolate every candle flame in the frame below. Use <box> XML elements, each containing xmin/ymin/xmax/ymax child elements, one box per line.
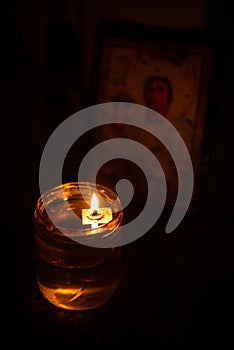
<box><xmin>91</xmin><ymin>193</ymin><xmax>99</xmax><ymax>211</ymax></box>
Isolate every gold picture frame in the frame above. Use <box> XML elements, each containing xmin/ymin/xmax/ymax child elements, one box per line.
<box><xmin>90</xmin><ymin>19</ymin><xmax>221</xmax><ymax>212</ymax></box>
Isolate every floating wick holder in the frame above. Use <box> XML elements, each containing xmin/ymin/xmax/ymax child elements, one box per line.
<box><xmin>82</xmin><ymin>208</ymin><xmax>113</xmax><ymax>225</ymax></box>
<box><xmin>87</xmin><ymin>210</ymin><xmax>103</xmax><ymax>220</ymax></box>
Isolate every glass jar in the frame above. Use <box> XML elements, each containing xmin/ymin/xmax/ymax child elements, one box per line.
<box><xmin>34</xmin><ymin>182</ymin><xmax>123</xmax><ymax>311</ymax></box>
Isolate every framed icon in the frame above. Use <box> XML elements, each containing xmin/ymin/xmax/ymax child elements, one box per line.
<box><xmin>90</xmin><ymin>18</ymin><xmax>222</xmax><ymax>212</ymax></box>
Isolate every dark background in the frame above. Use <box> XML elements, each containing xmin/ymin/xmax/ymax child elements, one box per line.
<box><xmin>2</xmin><ymin>0</ymin><xmax>234</xmax><ymax>348</ymax></box>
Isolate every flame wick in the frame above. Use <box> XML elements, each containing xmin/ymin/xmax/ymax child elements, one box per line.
<box><xmin>91</xmin><ymin>193</ymin><xmax>99</xmax><ymax>213</ymax></box>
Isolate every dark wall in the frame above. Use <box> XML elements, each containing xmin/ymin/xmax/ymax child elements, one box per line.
<box><xmin>204</xmin><ymin>0</ymin><xmax>234</xmax><ymax>216</ymax></box>
<box><xmin>2</xmin><ymin>0</ymin><xmax>233</xmax><ymax>230</ymax></box>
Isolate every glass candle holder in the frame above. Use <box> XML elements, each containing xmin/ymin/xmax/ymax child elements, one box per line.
<box><xmin>34</xmin><ymin>182</ymin><xmax>123</xmax><ymax>311</ymax></box>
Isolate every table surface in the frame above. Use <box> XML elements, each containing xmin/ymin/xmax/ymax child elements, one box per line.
<box><xmin>8</xmin><ymin>200</ymin><xmax>233</xmax><ymax>348</ymax></box>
